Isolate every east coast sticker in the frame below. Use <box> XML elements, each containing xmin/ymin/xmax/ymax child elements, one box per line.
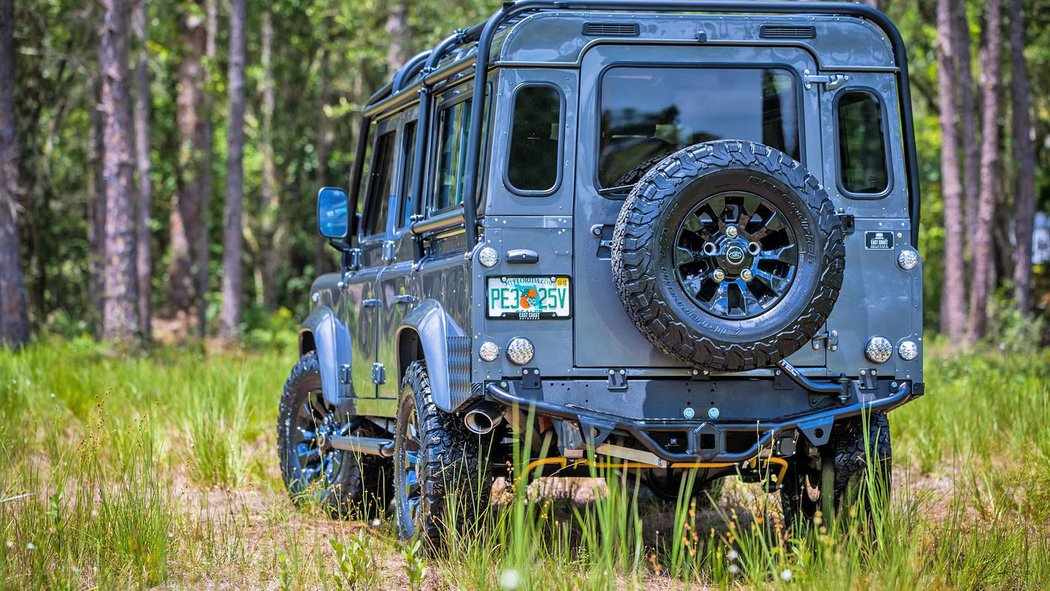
<box><xmin>864</xmin><ymin>231</ymin><xmax>894</xmax><ymax>250</ymax></box>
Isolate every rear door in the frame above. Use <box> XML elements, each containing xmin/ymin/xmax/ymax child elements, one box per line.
<box><xmin>573</xmin><ymin>44</ymin><xmax>826</xmax><ymax>370</ymax></box>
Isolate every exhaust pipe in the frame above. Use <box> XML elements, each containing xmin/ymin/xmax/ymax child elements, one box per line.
<box><xmin>464</xmin><ymin>402</ymin><xmax>504</xmax><ymax>435</ymax></box>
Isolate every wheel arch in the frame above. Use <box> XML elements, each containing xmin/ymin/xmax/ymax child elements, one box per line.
<box><xmin>397</xmin><ymin>299</ymin><xmax>472</xmax><ymax>413</ymax></box>
<box><xmin>300</xmin><ymin>306</ymin><xmax>353</xmax><ymax>406</ymax></box>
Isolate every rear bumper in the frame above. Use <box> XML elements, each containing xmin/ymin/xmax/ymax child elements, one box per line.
<box><xmin>485</xmin><ymin>376</ymin><xmax>917</xmax><ymax>463</ymax></box>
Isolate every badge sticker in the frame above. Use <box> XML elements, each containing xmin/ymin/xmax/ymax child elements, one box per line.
<box><xmin>864</xmin><ymin>231</ymin><xmax>894</xmax><ymax>250</ymax></box>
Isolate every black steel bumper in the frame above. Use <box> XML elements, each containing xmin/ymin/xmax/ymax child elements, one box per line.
<box><xmin>485</xmin><ymin>377</ymin><xmax>917</xmax><ymax>463</ymax></box>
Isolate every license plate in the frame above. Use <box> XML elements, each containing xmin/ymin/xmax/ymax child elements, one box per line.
<box><xmin>486</xmin><ymin>276</ymin><xmax>571</xmax><ymax>319</ymax></box>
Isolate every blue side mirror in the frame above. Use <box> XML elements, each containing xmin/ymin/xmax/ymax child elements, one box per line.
<box><xmin>316</xmin><ymin>187</ymin><xmax>349</xmax><ymax>239</ymax></box>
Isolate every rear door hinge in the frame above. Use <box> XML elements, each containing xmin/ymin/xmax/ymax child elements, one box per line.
<box><xmin>803</xmin><ymin>69</ymin><xmax>850</xmax><ymax>90</ymax></box>
<box><xmin>811</xmin><ymin>330</ymin><xmax>839</xmax><ymax>351</ymax></box>
<box><xmin>371</xmin><ymin>362</ymin><xmax>386</xmax><ymax>384</ymax></box>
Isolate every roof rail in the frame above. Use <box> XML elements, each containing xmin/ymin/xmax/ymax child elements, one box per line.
<box><xmin>453</xmin><ymin>0</ymin><xmax>921</xmax><ymax>248</ymax></box>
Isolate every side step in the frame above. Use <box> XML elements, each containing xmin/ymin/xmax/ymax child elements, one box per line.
<box><xmin>329</xmin><ymin>435</ymin><xmax>395</xmax><ymax>457</ymax></box>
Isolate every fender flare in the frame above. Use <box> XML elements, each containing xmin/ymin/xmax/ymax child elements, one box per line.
<box><xmin>397</xmin><ymin>299</ymin><xmax>472</xmax><ymax>413</ymax></box>
<box><xmin>299</xmin><ymin>306</ymin><xmax>353</xmax><ymax>407</ymax></box>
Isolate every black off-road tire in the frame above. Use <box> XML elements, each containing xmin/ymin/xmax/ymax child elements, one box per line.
<box><xmin>611</xmin><ymin>140</ymin><xmax>846</xmax><ymax>372</ymax></box>
<box><xmin>394</xmin><ymin>360</ymin><xmax>493</xmax><ymax>546</ymax></box>
<box><xmin>781</xmin><ymin>412</ymin><xmax>892</xmax><ymax>530</ymax></box>
<box><xmin>277</xmin><ymin>351</ymin><xmax>392</xmax><ymax>517</ymax></box>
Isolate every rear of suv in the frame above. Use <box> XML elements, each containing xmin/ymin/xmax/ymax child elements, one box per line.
<box><xmin>278</xmin><ymin>0</ymin><xmax>924</xmax><ymax>543</ymax></box>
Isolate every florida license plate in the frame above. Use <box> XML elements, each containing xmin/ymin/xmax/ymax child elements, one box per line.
<box><xmin>486</xmin><ymin>276</ymin><xmax>571</xmax><ymax>319</ymax></box>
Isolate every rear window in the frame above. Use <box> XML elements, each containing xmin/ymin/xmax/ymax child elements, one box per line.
<box><xmin>837</xmin><ymin>91</ymin><xmax>889</xmax><ymax>194</ymax></box>
<box><xmin>598</xmin><ymin>67</ymin><xmax>800</xmax><ymax>188</ymax></box>
<box><xmin>507</xmin><ymin>85</ymin><xmax>562</xmax><ymax>193</ymax></box>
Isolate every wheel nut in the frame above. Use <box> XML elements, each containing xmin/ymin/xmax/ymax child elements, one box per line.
<box><xmin>725</xmin><ymin>225</ymin><xmax>738</xmax><ymax>238</ymax></box>
<box><xmin>712</xmin><ymin>269</ymin><xmax>726</xmax><ymax>281</ymax></box>
<box><xmin>741</xmin><ymin>268</ymin><xmax>753</xmax><ymax>281</ymax></box>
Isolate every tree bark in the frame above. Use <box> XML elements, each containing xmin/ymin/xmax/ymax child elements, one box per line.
<box><xmin>168</xmin><ymin>0</ymin><xmax>209</xmax><ymax>336</ymax></box>
<box><xmin>132</xmin><ymin>0</ymin><xmax>151</xmax><ymax>340</ymax></box>
<box><xmin>98</xmin><ymin>0</ymin><xmax>141</xmax><ymax>345</ymax></box>
<box><xmin>314</xmin><ymin>48</ymin><xmax>333</xmax><ymax>276</ymax></box>
<box><xmin>953</xmin><ymin>0</ymin><xmax>980</xmax><ymax>241</ymax></box>
<box><xmin>968</xmin><ymin>0</ymin><xmax>1003</xmax><ymax>342</ymax></box>
<box><xmin>1008</xmin><ymin>0</ymin><xmax>1036</xmax><ymax>316</ymax></box>
<box><xmin>219</xmin><ymin>0</ymin><xmax>247</xmax><ymax>339</ymax></box>
<box><xmin>936</xmin><ymin>0</ymin><xmax>967</xmax><ymax>342</ymax></box>
<box><xmin>386</xmin><ymin>0</ymin><xmax>410</xmax><ymax>72</ymax></box>
<box><xmin>0</xmin><ymin>0</ymin><xmax>29</xmax><ymax>347</ymax></box>
<box><xmin>89</xmin><ymin>79</ymin><xmax>106</xmax><ymax>337</ymax></box>
<box><xmin>259</xmin><ymin>11</ymin><xmax>280</xmax><ymax>312</ymax></box>
<box><xmin>195</xmin><ymin>0</ymin><xmax>216</xmax><ymax>338</ymax></box>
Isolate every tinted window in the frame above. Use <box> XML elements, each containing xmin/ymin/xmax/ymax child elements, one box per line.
<box><xmin>432</xmin><ymin>99</ymin><xmax>472</xmax><ymax>212</ymax></box>
<box><xmin>398</xmin><ymin>120</ymin><xmax>418</xmax><ymax>228</ymax></box>
<box><xmin>508</xmin><ymin>86</ymin><xmax>561</xmax><ymax>192</ymax></box>
<box><xmin>837</xmin><ymin>91</ymin><xmax>888</xmax><ymax>194</ymax></box>
<box><xmin>354</xmin><ymin>122</ymin><xmax>376</xmax><ymax>218</ymax></box>
<box><xmin>363</xmin><ymin>130</ymin><xmax>395</xmax><ymax>236</ymax></box>
<box><xmin>599</xmin><ymin>67</ymin><xmax>800</xmax><ymax>188</ymax></box>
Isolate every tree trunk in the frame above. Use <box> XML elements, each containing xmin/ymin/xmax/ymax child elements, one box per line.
<box><xmin>168</xmin><ymin>1</ymin><xmax>208</xmax><ymax>336</ymax></box>
<box><xmin>314</xmin><ymin>48</ymin><xmax>333</xmax><ymax>276</ymax></box>
<box><xmin>953</xmin><ymin>0</ymin><xmax>980</xmax><ymax>241</ymax></box>
<box><xmin>1008</xmin><ymin>0</ymin><xmax>1036</xmax><ymax>315</ymax></box>
<box><xmin>194</xmin><ymin>0</ymin><xmax>216</xmax><ymax>338</ymax></box>
<box><xmin>259</xmin><ymin>11</ymin><xmax>280</xmax><ymax>312</ymax></box>
<box><xmin>386</xmin><ymin>0</ymin><xmax>410</xmax><ymax>72</ymax></box>
<box><xmin>98</xmin><ymin>0</ymin><xmax>141</xmax><ymax>345</ymax></box>
<box><xmin>89</xmin><ymin>79</ymin><xmax>106</xmax><ymax>337</ymax></box>
<box><xmin>132</xmin><ymin>0</ymin><xmax>151</xmax><ymax>340</ymax></box>
<box><xmin>968</xmin><ymin>0</ymin><xmax>1003</xmax><ymax>342</ymax></box>
<box><xmin>219</xmin><ymin>0</ymin><xmax>247</xmax><ymax>339</ymax></box>
<box><xmin>0</xmin><ymin>0</ymin><xmax>29</xmax><ymax>347</ymax></box>
<box><xmin>936</xmin><ymin>0</ymin><xmax>967</xmax><ymax>342</ymax></box>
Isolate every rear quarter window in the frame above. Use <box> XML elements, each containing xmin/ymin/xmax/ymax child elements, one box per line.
<box><xmin>836</xmin><ymin>91</ymin><xmax>889</xmax><ymax>195</ymax></box>
<box><xmin>507</xmin><ymin>85</ymin><xmax>562</xmax><ymax>194</ymax></box>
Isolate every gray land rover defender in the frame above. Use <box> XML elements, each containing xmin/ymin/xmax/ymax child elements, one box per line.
<box><xmin>277</xmin><ymin>0</ymin><xmax>924</xmax><ymax>542</ymax></box>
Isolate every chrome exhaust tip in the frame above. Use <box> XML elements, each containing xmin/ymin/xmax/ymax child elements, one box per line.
<box><xmin>463</xmin><ymin>402</ymin><xmax>504</xmax><ymax>435</ymax></box>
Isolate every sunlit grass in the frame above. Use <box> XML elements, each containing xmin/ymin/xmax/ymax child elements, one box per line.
<box><xmin>0</xmin><ymin>336</ymin><xmax>1047</xmax><ymax>589</ymax></box>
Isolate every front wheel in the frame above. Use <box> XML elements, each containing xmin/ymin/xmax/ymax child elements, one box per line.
<box><xmin>394</xmin><ymin>361</ymin><xmax>493</xmax><ymax>545</ymax></box>
<box><xmin>277</xmin><ymin>351</ymin><xmax>392</xmax><ymax>516</ymax></box>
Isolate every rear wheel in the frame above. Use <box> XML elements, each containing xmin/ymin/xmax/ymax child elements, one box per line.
<box><xmin>780</xmin><ymin>412</ymin><xmax>892</xmax><ymax>531</ymax></box>
<box><xmin>394</xmin><ymin>361</ymin><xmax>493</xmax><ymax>545</ymax></box>
<box><xmin>642</xmin><ymin>469</ymin><xmax>724</xmax><ymax>504</ymax></box>
<box><xmin>277</xmin><ymin>352</ymin><xmax>392</xmax><ymax>516</ymax></box>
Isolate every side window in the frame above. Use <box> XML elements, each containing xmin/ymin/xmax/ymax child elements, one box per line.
<box><xmin>507</xmin><ymin>85</ymin><xmax>561</xmax><ymax>193</ymax></box>
<box><xmin>432</xmin><ymin>99</ymin><xmax>472</xmax><ymax>213</ymax></box>
<box><xmin>837</xmin><ymin>91</ymin><xmax>889</xmax><ymax>194</ymax></box>
<box><xmin>354</xmin><ymin>122</ymin><xmax>377</xmax><ymax>219</ymax></box>
<box><xmin>398</xmin><ymin>120</ymin><xmax>418</xmax><ymax>229</ymax></box>
<box><xmin>362</xmin><ymin>130</ymin><xmax>396</xmax><ymax>237</ymax></box>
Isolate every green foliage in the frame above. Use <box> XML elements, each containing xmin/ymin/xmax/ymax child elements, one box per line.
<box><xmin>401</xmin><ymin>538</ymin><xmax>428</xmax><ymax>591</ymax></box>
<box><xmin>0</xmin><ymin>339</ymin><xmax>1049</xmax><ymax>588</ymax></box>
<box><xmin>330</xmin><ymin>533</ymin><xmax>380</xmax><ymax>590</ymax></box>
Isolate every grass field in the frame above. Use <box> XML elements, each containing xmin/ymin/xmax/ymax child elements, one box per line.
<box><xmin>1</xmin><ymin>337</ymin><xmax>1048</xmax><ymax>590</ymax></box>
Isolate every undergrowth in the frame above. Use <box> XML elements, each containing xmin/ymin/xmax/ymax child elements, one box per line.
<box><xmin>0</xmin><ymin>337</ymin><xmax>1047</xmax><ymax>589</ymax></box>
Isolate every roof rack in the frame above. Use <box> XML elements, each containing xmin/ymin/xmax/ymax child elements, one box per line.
<box><xmin>351</xmin><ymin>1</ymin><xmax>921</xmax><ymax>252</ymax></box>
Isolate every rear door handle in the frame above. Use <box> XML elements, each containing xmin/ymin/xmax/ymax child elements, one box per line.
<box><xmin>394</xmin><ymin>295</ymin><xmax>418</xmax><ymax>305</ymax></box>
<box><xmin>507</xmin><ymin>249</ymin><xmax>539</xmax><ymax>264</ymax></box>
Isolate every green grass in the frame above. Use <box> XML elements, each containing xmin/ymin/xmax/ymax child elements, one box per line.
<box><xmin>0</xmin><ymin>336</ymin><xmax>1047</xmax><ymax>589</ymax></box>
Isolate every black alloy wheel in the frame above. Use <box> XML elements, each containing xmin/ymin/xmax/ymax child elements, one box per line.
<box><xmin>673</xmin><ymin>191</ymin><xmax>799</xmax><ymax>320</ymax></box>
<box><xmin>278</xmin><ymin>351</ymin><xmax>391</xmax><ymax>516</ymax></box>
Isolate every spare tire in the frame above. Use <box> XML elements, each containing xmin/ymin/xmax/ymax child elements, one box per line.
<box><xmin>611</xmin><ymin>140</ymin><xmax>845</xmax><ymax>372</ymax></box>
